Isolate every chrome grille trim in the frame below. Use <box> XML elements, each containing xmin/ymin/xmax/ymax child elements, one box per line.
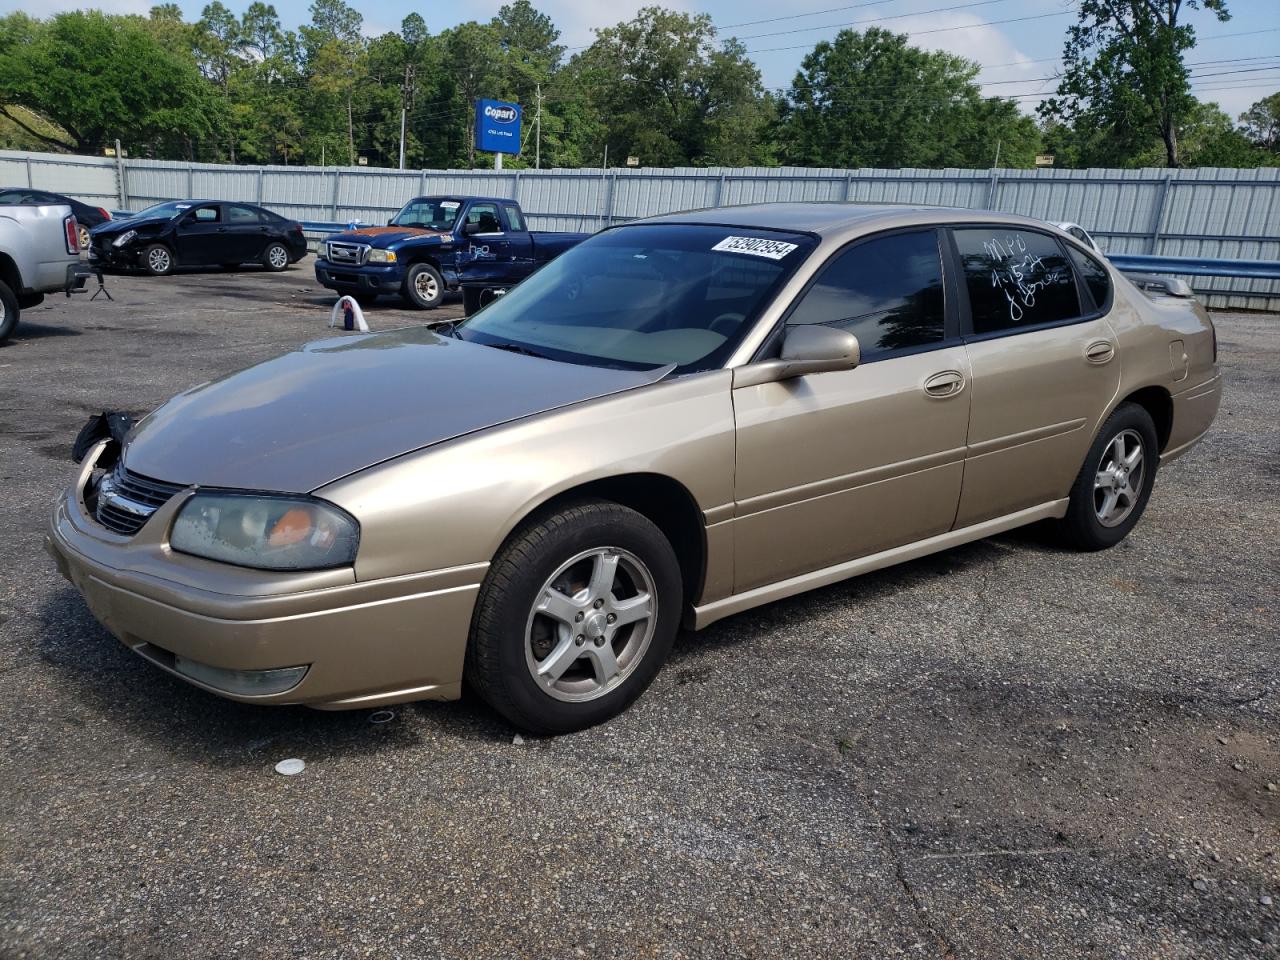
<box><xmin>326</xmin><ymin>241</ymin><xmax>368</xmax><ymax>265</ymax></box>
<box><xmin>94</xmin><ymin>464</ymin><xmax>186</xmax><ymax>536</ymax></box>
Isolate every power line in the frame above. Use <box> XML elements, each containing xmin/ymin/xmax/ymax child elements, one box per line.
<box><xmin>747</xmin><ymin>10</ymin><xmax>1075</xmax><ymax>54</ymax></box>
<box><xmin>732</xmin><ymin>0</ymin><xmax>1019</xmax><ymax>42</ymax></box>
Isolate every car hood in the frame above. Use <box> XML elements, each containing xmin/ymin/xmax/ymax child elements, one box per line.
<box><xmin>121</xmin><ymin>327</ymin><xmax>668</xmax><ymax>493</ymax></box>
<box><xmin>92</xmin><ymin>216</ymin><xmax>167</xmax><ymax>237</ymax></box>
<box><xmin>327</xmin><ymin>226</ymin><xmax>450</xmax><ymax>249</ymax></box>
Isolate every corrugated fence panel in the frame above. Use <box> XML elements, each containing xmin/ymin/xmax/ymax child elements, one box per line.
<box><xmin>5</xmin><ymin>150</ymin><xmax>1278</xmax><ymax>308</ymax></box>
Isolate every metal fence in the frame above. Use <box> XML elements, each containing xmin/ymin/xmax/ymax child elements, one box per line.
<box><xmin>4</xmin><ymin>148</ymin><xmax>1279</xmax><ymax>309</ymax></box>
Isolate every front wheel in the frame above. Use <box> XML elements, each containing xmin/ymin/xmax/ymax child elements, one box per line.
<box><xmin>402</xmin><ymin>263</ymin><xmax>444</xmax><ymax>309</ymax></box>
<box><xmin>142</xmin><ymin>243</ymin><xmax>174</xmax><ymax>276</ymax></box>
<box><xmin>1057</xmin><ymin>402</ymin><xmax>1159</xmax><ymax>551</ymax></box>
<box><xmin>466</xmin><ymin>501</ymin><xmax>683</xmax><ymax>734</ymax></box>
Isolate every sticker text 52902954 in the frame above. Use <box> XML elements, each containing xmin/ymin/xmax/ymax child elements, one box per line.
<box><xmin>711</xmin><ymin>236</ymin><xmax>800</xmax><ymax>261</ymax></box>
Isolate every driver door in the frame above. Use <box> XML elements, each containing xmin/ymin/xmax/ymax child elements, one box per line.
<box><xmin>460</xmin><ymin>202</ymin><xmax>512</xmax><ymax>284</ymax></box>
<box><xmin>174</xmin><ymin>205</ymin><xmax>222</xmax><ymax>265</ymax></box>
<box><xmin>732</xmin><ymin>229</ymin><xmax>971</xmax><ymax>592</ymax></box>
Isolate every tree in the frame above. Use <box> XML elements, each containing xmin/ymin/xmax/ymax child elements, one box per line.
<box><xmin>300</xmin><ymin>0</ymin><xmax>366</xmax><ymax>164</ymax></box>
<box><xmin>1240</xmin><ymin>92</ymin><xmax>1280</xmax><ymax>153</ymax></box>
<box><xmin>1040</xmin><ymin>0</ymin><xmax>1230</xmax><ymax>168</ymax></box>
<box><xmin>568</xmin><ymin>7</ymin><xmax>774</xmax><ymax>167</ymax></box>
<box><xmin>0</xmin><ymin>10</ymin><xmax>222</xmax><ymax>157</ymax></box>
<box><xmin>780</xmin><ymin>28</ymin><xmax>1039</xmax><ymax>168</ymax></box>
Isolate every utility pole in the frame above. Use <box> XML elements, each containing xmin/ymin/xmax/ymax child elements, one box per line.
<box><xmin>399</xmin><ymin>108</ymin><xmax>406</xmax><ymax>170</ymax></box>
<box><xmin>603</xmin><ymin>143</ymin><xmax>608</xmax><ymax>170</ymax></box>
<box><xmin>992</xmin><ymin>139</ymin><xmax>1002</xmax><ymax>169</ymax></box>
<box><xmin>535</xmin><ymin>84</ymin><xmax>543</xmax><ymax>170</ymax></box>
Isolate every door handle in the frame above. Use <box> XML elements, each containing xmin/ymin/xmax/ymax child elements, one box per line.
<box><xmin>1085</xmin><ymin>340</ymin><xmax>1116</xmax><ymax>364</ymax></box>
<box><xmin>923</xmin><ymin>370</ymin><xmax>965</xmax><ymax>399</ymax></box>
<box><xmin>216</xmin><ymin>227</ymin><xmax>228</xmax><ymax>233</ymax></box>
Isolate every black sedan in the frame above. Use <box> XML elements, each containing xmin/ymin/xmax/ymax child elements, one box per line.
<box><xmin>89</xmin><ymin>200</ymin><xmax>308</xmax><ymax>276</ymax></box>
<box><xmin>0</xmin><ymin>187</ymin><xmax>112</xmax><ymax>249</ymax></box>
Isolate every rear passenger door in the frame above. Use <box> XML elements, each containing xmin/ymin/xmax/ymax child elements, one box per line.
<box><xmin>223</xmin><ymin>204</ymin><xmax>270</xmax><ymax>262</ymax></box>
<box><xmin>501</xmin><ymin>203</ymin><xmax>535</xmax><ymax>278</ymax></box>
<box><xmin>732</xmin><ymin>229</ymin><xmax>972</xmax><ymax>592</ymax></box>
<box><xmin>949</xmin><ymin>226</ymin><xmax>1121</xmax><ymax>527</ymax></box>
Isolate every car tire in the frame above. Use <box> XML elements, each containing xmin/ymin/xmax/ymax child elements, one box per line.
<box><xmin>263</xmin><ymin>242</ymin><xmax>290</xmax><ymax>272</ymax></box>
<box><xmin>1057</xmin><ymin>402</ymin><xmax>1160</xmax><ymax>551</ymax></box>
<box><xmin>466</xmin><ymin>500</ymin><xmax>683</xmax><ymax>734</ymax></box>
<box><xmin>142</xmin><ymin>244</ymin><xmax>175</xmax><ymax>276</ymax></box>
<box><xmin>78</xmin><ymin>225</ymin><xmax>91</xmax><ymax>250</ymax></box>
<box><xmin>402</xmin><ymin>263</ymin><xmax>444</xmax><ymax>309</ymax></box>
<box><xmin>0</xmin><ymin>279</ymin><xmax>20</xmax><ymax>343</ymax></box>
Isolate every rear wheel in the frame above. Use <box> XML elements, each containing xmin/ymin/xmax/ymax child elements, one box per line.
<box><xmin>78</xmin><ymin>224</ymin><xmax>91</xmax><ymax>250</ymax></box>
<box><xmin>263</xmin><ymin>242</ymin><xmax>290</xmax><ymax>272</ymax></box>
<box><xmin>0</xmin><ymin>279</ymin><xmax>19</xmax><ymax>343</ymax></box>
<box><xmin>1057</xmin><ymin>402</ymin><xmax>1159</xmax><ymax>550</ymax></box>
<box><xmin>142</xmin><ymin>244</ymin><xmax>174</xmax><ymax>276</ymax></box>
<box><xmin>402</xmin><ymin>263</ymin><xmax>444</xmax><ymax>309</ymax></box>
<box><xmin>466</xmin><ymin>500</ymin><xmax>682</xmax><ymax>734</ymax></box>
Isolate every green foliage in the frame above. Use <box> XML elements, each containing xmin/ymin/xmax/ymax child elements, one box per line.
<box><xmin>779</xmin><ymin>28</ymin><xmax>1040</xmax><ymax>168</ymax></box>
<box><xmin>0</xmin><ymin>10</ymin><xmax>222</xmax><ymax>157</ymax></box>
<box><xmin>1040</xmin><ymin>0</ymin><xmax>1231</xmax><ymax>167</ymax></box>
<box><xmin>0</xmin><ymin>2</ymin><xmax>1272</xmax><ymax>171</ymax></box>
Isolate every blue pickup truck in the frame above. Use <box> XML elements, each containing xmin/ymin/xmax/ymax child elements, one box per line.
<box><xmin>314</xmin><ymin>196</ymin><xmax>589</xmax><ymax>311</ymax></box>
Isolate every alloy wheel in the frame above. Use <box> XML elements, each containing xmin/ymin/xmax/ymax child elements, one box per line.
<box><xmin>78</xmin><ymin>225</ymin><xmax>90</xmax><ymax>249</ymax></box>
<box><xmin>414</xmin><ymin>271</ymin><xmax>438</xmax><ymax>301</ymax></box>
<box><xmin>268</xmin><ymin>245</ymin><xmax>288</xmax><ymax>269</ymax></box>
<box><xmin>524</xmin><ymin>547</ymin><xmax>657</xmax><ymax>703</ymax></box>
<box><xmin>148</xmin><ymin>247</ymin><xmax>171</xmax><ymax>273</ymax></box>
<box><xmin>1094</xmin><ymin>428</ymin><xmax>1146</xmax><ymax>528</ymax></box>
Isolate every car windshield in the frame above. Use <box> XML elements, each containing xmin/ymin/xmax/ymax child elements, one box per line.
<box><xmin>456</xmin><ymin>224</ymin><xmax>817</xmax><ymax>372</ymax></box>
<box><xmin>129</xmin><ymin>200</ymin><xmax>195</xmax><ymax>220</ymax></box>
<box><xmin>392</xmin><ymin>198</ymin><xmax>462</xmax><ymax>230</ymax></box>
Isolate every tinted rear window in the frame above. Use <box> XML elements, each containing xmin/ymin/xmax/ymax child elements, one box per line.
<box><xmin>1067</xmin><ymin>245</ymin><xmax>1111</xmax><ymax>311</ymax></box>
<box><xmin>953</xmin><ymin>228</ymin><xmax>1080</xmax><ymax>334</ymax></box>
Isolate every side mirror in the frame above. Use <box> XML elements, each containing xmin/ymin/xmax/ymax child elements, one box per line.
<box><xmin>734</xmin><ymin>326</ymin><xmax>860</xmax><ymax>388</ymax></box>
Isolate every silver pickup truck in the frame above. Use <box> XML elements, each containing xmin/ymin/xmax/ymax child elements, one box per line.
<box><xmin>0</xmin><ymin>202</ymin><xmax>88</xmax><ymax>343</ymax></box>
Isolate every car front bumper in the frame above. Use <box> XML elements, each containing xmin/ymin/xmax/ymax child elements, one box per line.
<box><xmin>313</xmin><ymin>258</ymin><xmax>405</xmax><ymax>295</ymax></box>
<box><xmin>45</xmin><ymin>444</ymin><xmax>482</xmax><ymax>709</ymax></box>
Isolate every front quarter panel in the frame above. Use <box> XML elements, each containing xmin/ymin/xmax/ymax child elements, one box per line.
<box><xmin>316</xmin><ymin>370</ymin><xmax>736</xmax><ymax>590</ymax></box>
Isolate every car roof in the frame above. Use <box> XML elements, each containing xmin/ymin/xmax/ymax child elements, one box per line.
<box><xmin>409</xmin><ymin>195</ymin><xmax>512</xmax><ymax>204</ymax></box>
<box><xmin>632</xmin><ymin>202</ymin><xmax>1065</xmax><ymax>242</ymax></box>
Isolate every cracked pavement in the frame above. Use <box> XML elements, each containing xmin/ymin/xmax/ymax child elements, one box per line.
<box><xmin>1</xmin><ymin>263</ymin><xmax>1277</xmax><ymax>959</ymax></box>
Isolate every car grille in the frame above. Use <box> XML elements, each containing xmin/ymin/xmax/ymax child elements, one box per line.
<box><xmin>326</xmin><ymin>241</ymin><xmax>368</xmax><ymax>265</ymax></box>
<box><xmin>94</xmin><ymin>464</ymin><xmax>186</xmax><ymax>536</ymax></box>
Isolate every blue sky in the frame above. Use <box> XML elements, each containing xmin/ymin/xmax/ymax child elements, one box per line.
<box><xmin>6</xmin><ymin>0</ymin><xmax>1278</xmax><ymax>117</ymax></box>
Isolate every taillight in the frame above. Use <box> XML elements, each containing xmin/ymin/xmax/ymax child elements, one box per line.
<box><xmin>98</xmin><ymin>207</ymin><xmax>111</xmax><ymax>221</ymax></box>
<box><xmin>64</xmin><ymin>215</ymin><xmax>79</xmax><ymax>254</ymax></box>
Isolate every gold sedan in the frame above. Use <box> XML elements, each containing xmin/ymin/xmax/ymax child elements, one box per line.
<box><xmin>47</xmin><ymin>204</ymin><xmax>1221</xmax><ymax>733</ymax></box>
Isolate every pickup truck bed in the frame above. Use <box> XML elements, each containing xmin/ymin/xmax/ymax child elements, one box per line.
<box><xmin>0</xmin><ymin>203</ymin><xmax>86</xmax><ymax>342</ymax></box>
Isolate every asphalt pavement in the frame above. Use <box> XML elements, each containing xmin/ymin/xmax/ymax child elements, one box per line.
<box><xmin>0</xmin><ymin>259</ymin><xmax>1276</xmax><ymax>959</ymax></box>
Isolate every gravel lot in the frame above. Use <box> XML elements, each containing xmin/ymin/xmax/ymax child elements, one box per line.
<box><xmin>1</xmin><ymin>259</ymin><xmax>1276</xmax><ymax>959</ymax></box>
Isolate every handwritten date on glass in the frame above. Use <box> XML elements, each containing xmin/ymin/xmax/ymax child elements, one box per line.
<box><xmin>984</xmin><ymin>234</ymin><xmax>1065</xmax><ymax>324</ymax></box>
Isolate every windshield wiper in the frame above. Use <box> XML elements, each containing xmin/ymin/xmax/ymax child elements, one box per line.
<box><xmin>485</xmin><ymin>340</ymin><xmax>557</xmax><ymax>361</ymax></box>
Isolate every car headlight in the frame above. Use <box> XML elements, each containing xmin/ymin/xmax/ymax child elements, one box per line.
<box><xmin>366</xmin><ymin>249</ymin><xmax>397</xmax><ymax>263</ymax></box>
<box><xmin>112</xmin><ymin>229</ymin><xmax>137</xmax><ymax>247</ymax></box>
<box><xmin>170</xmin><ymin>493</ymin><xmax>359</xmax><ymax>571</ymax></box>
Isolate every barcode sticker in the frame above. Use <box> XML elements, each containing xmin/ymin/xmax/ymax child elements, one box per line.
<box><xmin>711</xmin><ymin>236</ymin><xmax>799</xmax><ymax>260</ymax></box>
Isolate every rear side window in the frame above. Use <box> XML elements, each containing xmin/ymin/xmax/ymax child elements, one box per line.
<box><xmin>503</xmin><ymin>205</ymin><xmax>525</xmax><ymax>231</ymax></box>
<box><xmin>953</xmin><ymin>229</ymin><xmax>1080</xmax><ymax>334</ymax></box>
<box><xmin>1067</xmin><ymin>246</ymin><xmax>1111</xmax><ymax>311</ymax></box>
<box><xmin>786</xmin><ymin>229</ymin><xmax>945</xmax><ymax>359</ymax></box>
<box><xmin>227</xmin><ymin>204</ymin><xmax>262</xmax><ymax>224</ymax></box>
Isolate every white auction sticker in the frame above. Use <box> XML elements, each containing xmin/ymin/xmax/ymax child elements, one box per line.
<box><xmin>711</xmin><ymin>236</ymin><xmax>799</xmax><ymax>260</ymax></box>
<box><xmin>440</xmin><ymin>201</ymin><xmax>460</xmax><ymax>209</ymax></box>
